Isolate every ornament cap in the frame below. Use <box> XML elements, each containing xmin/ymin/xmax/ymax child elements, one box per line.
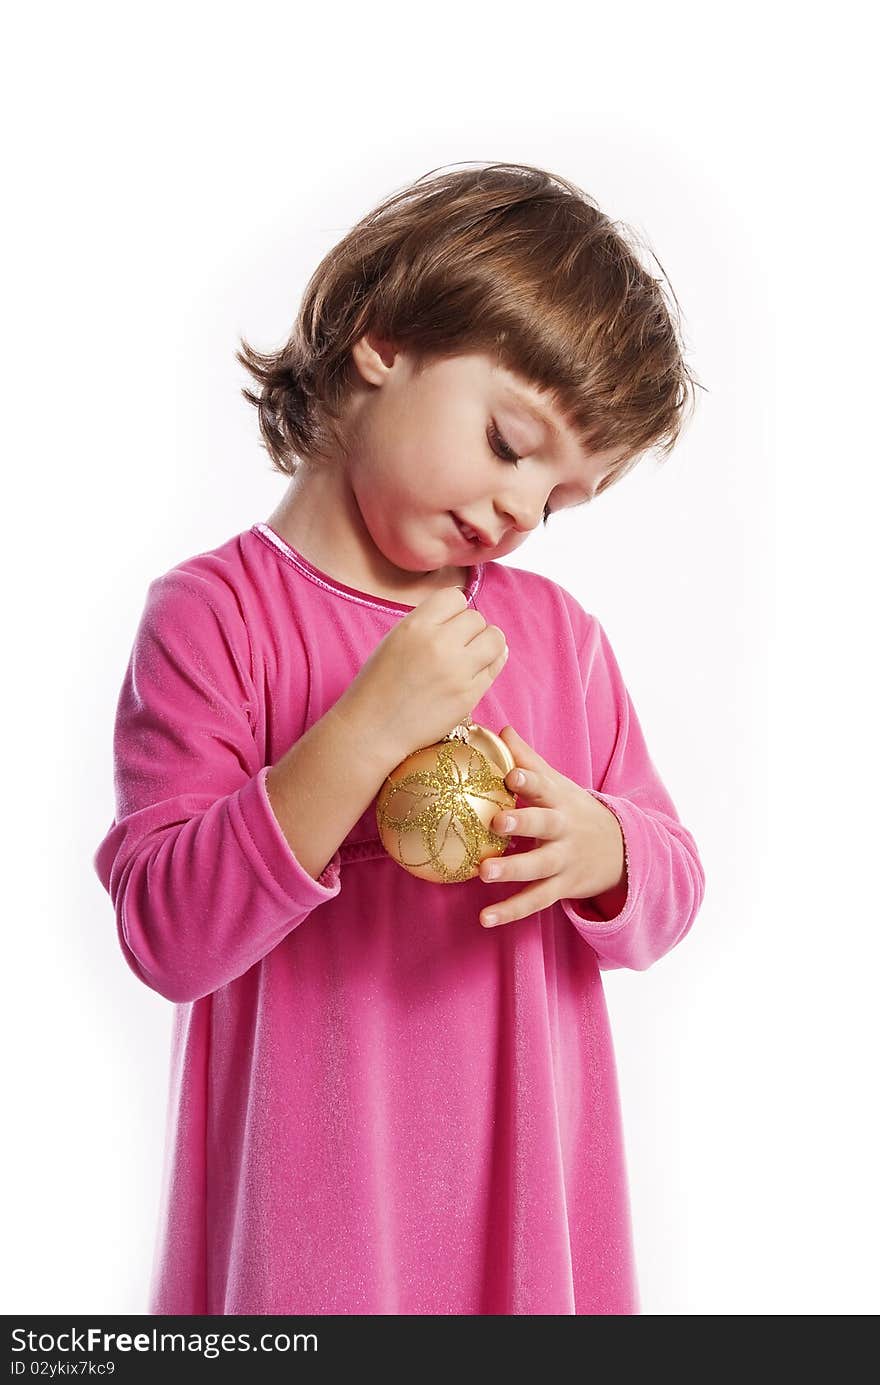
<box><xmin>441</xmin><ymin>714</ymin><xmax>474</xmax><ymax>745</ymax></box>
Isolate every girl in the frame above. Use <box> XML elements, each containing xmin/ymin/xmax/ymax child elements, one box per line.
<box><xmin>94</xmin><ymin>161</ymin><xmax>706</xmax><ymax>1316</ymax></box>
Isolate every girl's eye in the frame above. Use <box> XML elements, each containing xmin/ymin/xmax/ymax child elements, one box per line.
<box><xmin>487</xmin><ymin>422</ymin><xmax>553</xmax><ymax>526</ymax></box>
<box><xmin>487</xmin><ymin>421</ymin><xmax>521</xmax><ymax>465</ymax></box>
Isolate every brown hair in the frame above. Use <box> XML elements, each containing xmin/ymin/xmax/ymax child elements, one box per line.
<box><xmin>237</xmin><ymin>160</ymin><xmax>704</xmax><ymax>501</ymax></box>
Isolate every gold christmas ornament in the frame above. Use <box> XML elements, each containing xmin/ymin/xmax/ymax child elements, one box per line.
<box><xmin>375</xmin><ymin>716</ymin><xmax>518</xmax><ymax>883</ymax></box>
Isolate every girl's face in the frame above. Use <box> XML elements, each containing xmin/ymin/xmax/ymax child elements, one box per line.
<box><xmin>342</xmin><ymin>336</ymin><xmax>623</xmax><ymax>574</ymax></box>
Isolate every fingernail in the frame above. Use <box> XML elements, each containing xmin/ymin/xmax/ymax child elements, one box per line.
<box><xmin>498</xmin><ymin>815</ymin><xmax>515</xmax><ymax>832</ymax></box>
<box><xmin>510</xmin><ymin>770</ymin><xmax>524</xmax><ymax>788</ymax></box>
<box><xmin>483</xmin><ymin>862</ymin><xmax>499</xmax><ymax>880</ymax></box>
<box><xmin>482</xmin><ymin>913</ymin><xmax>498</xmax><ymax>927</ymax></box>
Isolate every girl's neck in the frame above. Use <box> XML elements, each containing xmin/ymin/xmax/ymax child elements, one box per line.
<box><xmin>265</xmin><ymin>473</ymin><xmax>472</xmax><ymax>607</ymax></box>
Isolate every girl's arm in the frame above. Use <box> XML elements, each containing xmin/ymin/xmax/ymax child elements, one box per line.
<box><xmin>93</xmin><ymin>569</ymin><xmax>394</xmax><ymax>1003</ymax></box>
<box><xmin>560</xmin><ymin>616</ymin><xmax>706</xmax><ymax>971</ymax></box>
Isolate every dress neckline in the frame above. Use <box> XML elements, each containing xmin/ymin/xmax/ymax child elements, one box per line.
<box><xmin>251</xmin><ymin>522</ymin><xmax>484</xmax><ymax>614</ymax></box>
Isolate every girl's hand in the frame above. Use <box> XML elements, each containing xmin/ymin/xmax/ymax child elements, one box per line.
<box><xmin>345</xmin><ymin>587</ymin><xmax>509</xmax><ymax>764</ymax></box>
<box><xmin>478</xmin><ymin>726</ymin><xmax>627</xmax><ymax>928</ymax></box>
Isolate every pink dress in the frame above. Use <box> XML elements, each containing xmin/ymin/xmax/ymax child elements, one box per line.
<box><xmin>93</xmin><ymin>521</ymin><xmax>705</xmax><ymax>1315</ymax></box>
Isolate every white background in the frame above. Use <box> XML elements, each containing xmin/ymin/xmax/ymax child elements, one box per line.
<box><xmin>3</xmin><ymin>0</ymin><xmax>877</xmax><ymax>1316</ymax></box>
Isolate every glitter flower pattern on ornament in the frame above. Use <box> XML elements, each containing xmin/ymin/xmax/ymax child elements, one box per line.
<box><xmin>375</xmin><ymin>720</ymin><xmax>518</xmax><ymax>883</ymax></box>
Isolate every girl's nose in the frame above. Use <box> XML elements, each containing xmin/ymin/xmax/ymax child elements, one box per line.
<box><xmin>495</xmin><ymin>483</ymin><xmax>548</xmax><ymax>536</ymax></box>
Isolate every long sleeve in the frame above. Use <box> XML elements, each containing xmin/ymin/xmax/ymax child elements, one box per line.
<box><xmin>93</xmin><ymin>569</ymin><xmax>342</xmax><ymax>1003</ymax></box>
<box><xmin>560</xmin><ymin>616</ymin><xmax>705</xmax><ymax>972</ymax></box>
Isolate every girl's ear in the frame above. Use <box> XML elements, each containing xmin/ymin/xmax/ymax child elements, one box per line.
<box><xmin>351</xmin><ymin>334</ymin><xmax>399</xmax><ymax>385</ymax></box>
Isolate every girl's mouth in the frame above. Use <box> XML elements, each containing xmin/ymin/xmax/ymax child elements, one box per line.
<box><xmin>450</xmin><ymin>513</ymin><xmax>485</xmax><ymax>546</ymax></box>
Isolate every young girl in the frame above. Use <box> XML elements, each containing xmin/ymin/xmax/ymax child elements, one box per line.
<box><xmin>94</xmin><ymin>161</ymin><xmax>706</xmax><ymax>1316</ymax></box>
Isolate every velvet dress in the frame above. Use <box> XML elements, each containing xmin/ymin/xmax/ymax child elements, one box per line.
<box><xmin>93</xmin><ymin>521</ymin><xmax>705</xmax><ymax>1315</ymax></box>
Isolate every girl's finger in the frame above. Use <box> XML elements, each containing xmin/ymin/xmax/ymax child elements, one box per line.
<box><xmin>480</xmin><ymin>878</ymin><xmax>559</xmax><ymax>928</ymax></box>
<box><xmin>489</xmin><ymin>805</ymin><xmax>563</xmax><ymax>840</ymax></box>
<box><xmin>479</xmin><ymin>841</ymin><xmax>561</xmax><ymax>884</ymax></box>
